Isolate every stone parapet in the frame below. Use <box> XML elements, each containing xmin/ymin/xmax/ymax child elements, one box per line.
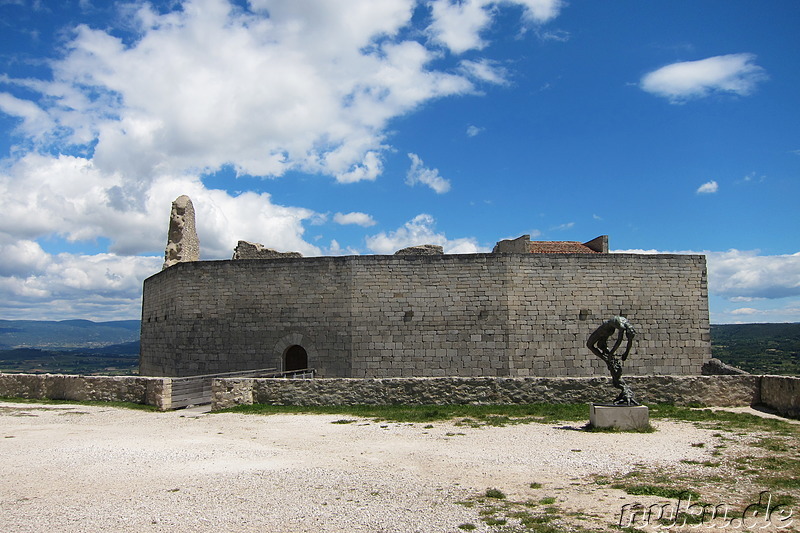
<box><xmin>211</xmin><ymin>375</ymin><xmax>760</xmax><ymax>410</ymax></box>
<box><xmin>0</xmin><ymin>373</ymin><xmax>171</xmax><ymax>411</ymax></box>
<box><xmin>761</xmin><ymin>375</ymin><xmax>800</xmax><ymax>419</ymax></box>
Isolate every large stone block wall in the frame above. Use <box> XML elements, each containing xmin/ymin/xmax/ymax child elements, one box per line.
<box><xmin>211</xmin><ymin>375</ymin><xmax>760</xmax><ymax>410</ymax></box>
<box><xmin>140</xmin><ymin>253</ymin><xmax>710</xmax><ymax>378</ymax></box>
<box><xmin>0</xmin><ymin>373</ymin><xmax>170</xmax><ymax>410</ymax></box>
<box><xmin>140</xmin><ymin>258</ymin><xmax>354</xmax><ymax>377</ymax></box>
<box><xmin>761</xmin><ymin>375</ymin><xmax>800</xmax><ymax>419</ymax></box>
<box><xmin>506</xmin><ymin>254</ymin><xmax>709</xmax><ymax>377</ymax></box>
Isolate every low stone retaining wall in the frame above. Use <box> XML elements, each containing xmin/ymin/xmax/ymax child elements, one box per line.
<box><xmin>3</xmin><ymin>373</ymin><xmax>795</xmax><ymax>418</ymax></box>
<box><xmin>212</xmin><ymin>375</ymin><xmax>761</xmax><ymax>411</ymax></box>
<box><xmin>0</xmin><ymin>373</ymin><xmax>171</xmax><ymax>410</ymax></box>
<box><xmin>760</xmin><ymin>375</ymin><xmax>800</xmax><ymax>419</ymax></box>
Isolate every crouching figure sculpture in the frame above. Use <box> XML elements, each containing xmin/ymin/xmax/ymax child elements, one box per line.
<box><xmin>587</xmin><ymin>316</ymin><xmax>638</xmax><ymax>406</ymax></box>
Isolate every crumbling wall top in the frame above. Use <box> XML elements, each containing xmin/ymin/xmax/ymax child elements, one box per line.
<box><xmin>232</xmin><ymin>240</ymin><xmax>303</xmax><ymax>260</ymax></box>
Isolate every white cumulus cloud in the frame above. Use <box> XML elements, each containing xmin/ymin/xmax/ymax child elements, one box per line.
<box><xmin>333</xmin><ymin>212</ymin><xmax>377</xmax><ymax>227</ymax></box>
<box><xmin>406</xmin><ymin>153</ymin><xmax>451</xmax><ymax>194</ymax></box>
<box><xmin>0</xmin><ymin>154</ymin><xmax>322</xmax><ymax>259</ymax></box>
<box><xmin>640</xmin><ymin>53</ymin><xmax>767</xmax><ymax>103</ymax></box>
<box><xmin>616</xmin><ymin>248</ymin><xmax>800</xmax><ymax>301</ymax></box>
<box><xmin>707</xmin><ymin>250</ymin><xmax>800</xmax><ymax>301</ymax></box>
<box><xmin>365</xmin><ymin>214</ymin><xmax>487</xmax><ymax>254</ymax></box>
<box><xmin>697</xmin><ymin>180</ymin><xmax>719</xmax><ymax>194</ymax></box>
<box><xmin>0</xmin><ymin>250</ymin><xmax>162</xmax><ymax>320</ymax></box>
<box><xmin>466</xmin><ymin>125</ymin><xmax>484</xmax><ymax>137</ymax></box>
<box><xmin>730</xmin><ymin>307</ymin><xmax>759</xmax><ymax>315</ymax></box>
<box><xmin>2</xmin><ymin>0</ymin><xmax>486</xmax><ymax>184</ymax></box>
<box><xmin>428</xmin><ymin>0</ymin><xmax>562</xmax><ymax>54</ymax></box>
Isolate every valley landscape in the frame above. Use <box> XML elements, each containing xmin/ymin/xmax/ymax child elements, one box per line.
<box><xmin>0</xmin><ymin>320</ymin><xmax>797</xmax><ymax>376</ymax></box>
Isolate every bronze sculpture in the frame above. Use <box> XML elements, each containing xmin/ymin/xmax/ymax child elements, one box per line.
<box><xmin>587</xmin><ymin>316</ymin><xmax>638</xmax><ymax>405</ymax></box>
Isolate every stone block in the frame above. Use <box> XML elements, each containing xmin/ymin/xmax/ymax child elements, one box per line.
<box><xmin>589</xmin><ymin>404</ymin><xmax>650</xmax><ymax>430</ymax></box>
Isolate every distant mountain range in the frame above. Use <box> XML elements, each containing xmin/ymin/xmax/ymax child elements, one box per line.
<box><xmin>0</xmin><ymin>319</ymin><xmax>140</xmax><ymax>350</ymax></box>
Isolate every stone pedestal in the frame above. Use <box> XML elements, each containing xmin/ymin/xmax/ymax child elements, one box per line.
<box><xmin>589</xmin><ymin>404</ymin><xmax>650</xmax><ymax>430</ymax></box>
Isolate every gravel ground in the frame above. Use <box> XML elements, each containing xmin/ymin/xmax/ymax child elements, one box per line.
<box><xmin>0</xmin><ymin>402</ymin><xmax>728</xmax><ymax>532</ymax></box>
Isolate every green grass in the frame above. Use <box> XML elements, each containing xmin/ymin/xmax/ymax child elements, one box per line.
<box><xmin>219</xmin><ymin>402</ymin><xmax>589</xmax><ymax>425</ymax></box>
<box><xmin>648</xmin><ymin>404</ymin><xmax>796</xmax><ymax>433</ymax></box>
<box><xmin>612</xmin><ymin>483</ymin><xmax>701</xmax><ymax>501</ymax></box>
<box><xmin>222</xmin><ymin>402</ymin><xmax>799</xmax><ymax>432</ymax></box>
<box><xmin>0</xmin><ymin>396</ymin><xmax>158</xmax><ymax>411</ymax></box>
<box><xmin>485</xmin><ymin>488</ymin><xmax>506</xmax><ymax>499</ymax></box>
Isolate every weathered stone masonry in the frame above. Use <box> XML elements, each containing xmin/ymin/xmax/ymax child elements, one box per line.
<box><xmin>140</xmin><ymin>252</ymin><xmax>710</xmax><ymax>378</ymax></box>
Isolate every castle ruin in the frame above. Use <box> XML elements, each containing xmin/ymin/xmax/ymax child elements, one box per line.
<box><xmin>140</xmin><ymin>200</ymin><xmax>710</xmax><ymax>378</ymax></box>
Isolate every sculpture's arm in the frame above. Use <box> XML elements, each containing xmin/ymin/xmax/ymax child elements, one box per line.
<box><xmin>620</xmin><ymin>328</ymin><xmax>636</xmax><ymax>360</ymax></box>
<box><xmin>609</xmin><ymin>325</ymin><xmax>625</xmax><ymax>355</ymax></box>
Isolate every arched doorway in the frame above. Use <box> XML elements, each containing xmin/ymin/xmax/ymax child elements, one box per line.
<box><xmin>284</xmin><ymin>345</ymin><xmax>308</xmax><ymax>371</ymax></box>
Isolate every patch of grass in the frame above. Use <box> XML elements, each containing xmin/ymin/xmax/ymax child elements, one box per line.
<box><xmin>648</xmin><ymin>404</ymin><xmax>796</xmax><ymax>434</ymax></box>
<box><xmin>613</xmin><ymin>483</ymin><xmax>701</xmax><ymax>501</ymax></box>
<box><xmin>538</xmin><ymin>496</ymin><xmax>556</xmax><ymax>505</ymax></box>
<box><xmin>330</xmin><ymin>419</ymin><xmax>356</xmax><ymax>424</ymax></box>
<box><xmin>457</xmin><ymin>524</ymin><xmax>476</xmax><ymax>531</ymax></box>
<box><xmin>485</xmin><ymin>488</ymin><xmax>506</xmax><ymax>499</ymax></box>
<box><xmin>524</xmin><ymin>524</ymin><xmax>562</xmax><ymax>533</ymax></box>
<box><xmin>529</xmin><ymin>482</ymin><xmax>542</xmax><ymax>489</ymax></box>
<box><xmin>219</xmin><ymin>402</ymin><xmax>588</xmax><ymax>425</ymax></box>
<box><xmin>755</xmin><ymin>436</ymin><xmax>790</xmax><ymax>452</ymax></box>
<box><xmin>482</xmin><ymin>517</ymin><xmax>507</xmax><ymax>526</ymax></box>
<box><xmin>0</xmin><ymin>397</ymin><xmax>158</xmax><ymax>411</ymax></box>
<box><xmin>522</xmin><ymin>513</ymin><xmax>555</xmax><ymax>525</ymax></box>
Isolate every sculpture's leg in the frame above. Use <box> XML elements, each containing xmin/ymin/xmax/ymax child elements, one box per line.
<box><xmin>610</xmin><ymin>359</ymin><xmax>638</xmax><ymax>406</ymax></box>
<box><xmin>613</xmin><ymin>378</ymin><xmax>638</xmax><ymax>406</ymax></box>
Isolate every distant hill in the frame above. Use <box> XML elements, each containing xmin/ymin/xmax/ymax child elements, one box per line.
<box><xmin>711</xmin><ymin>323</ymin><xmax>800</xmax><ymax>375</ymax></box>
<box><xmin>0</xmin><ymin>319</ymin><xmax>140</xmax><ymax>349</ymax></box>
<box><xmin>0</xmin><ymin>341</ymin><xmax>139</xmax><ymax>375</ymax></box>
<box><xmin>0</xmin><ymin>320</ymin><xmax>797</xmax><ymax>376</ymax></box>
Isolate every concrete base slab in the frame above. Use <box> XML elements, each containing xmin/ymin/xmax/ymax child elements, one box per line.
<box><xmin>589</xmin><ymin>404</ymin><xmax>650</xmax><ymax>430</ymax></box>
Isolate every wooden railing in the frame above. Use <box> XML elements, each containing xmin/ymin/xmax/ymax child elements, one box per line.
<box><xmin>169</xmin><ymin>367</ymin><xmax>316</xmax><ymax>408</ymax></box>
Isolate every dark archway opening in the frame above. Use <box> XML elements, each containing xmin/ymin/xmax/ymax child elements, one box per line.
<box><xmin>284</xmin><ymin>345</ymin><xmax>308</xmax><ymax>371</ymax></box>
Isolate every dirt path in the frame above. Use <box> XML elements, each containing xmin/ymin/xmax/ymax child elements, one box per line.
<box><xmin>0</xmin><ymin>402</ymin><xmax>731</xmax><ymax>532</ymax></box>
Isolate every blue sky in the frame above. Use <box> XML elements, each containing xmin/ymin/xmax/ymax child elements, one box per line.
<box><xmin>0</xmin><ymin>0</ymin><xmax>798</xmax><ymax>323</ymax></box>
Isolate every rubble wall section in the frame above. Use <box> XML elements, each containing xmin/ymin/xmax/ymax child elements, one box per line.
<box><xmin>0</xmin><ymin>373</ymin><xmax>171</xmax><ymax>410</ymax></box>
<box><xmin>212</xmin><ymin>375</ymin><xmax>760</xmax><ymax>410</ymax></box>
<box><xmin>761</xmin><ymin>375</ymin><xmax>800</xmax><ymax>419</ymax></box>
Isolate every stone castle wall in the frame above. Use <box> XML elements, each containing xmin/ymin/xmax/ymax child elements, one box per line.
<box><xmin>212</xmin><ymin>375</ymin><xmax>759</xmax><ymax>410</ymax></box>
<box><xmin>140</xmin><ymin>253</ymin><xmax>710</xmax><ymax>378</ymax></box>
